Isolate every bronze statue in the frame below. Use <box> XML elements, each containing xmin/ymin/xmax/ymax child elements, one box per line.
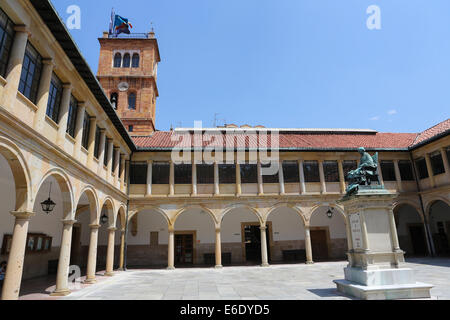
<box><xmin>345</xmin><ymin>147</ymin><xmax>381</xmax><ymax>196</ymax></box>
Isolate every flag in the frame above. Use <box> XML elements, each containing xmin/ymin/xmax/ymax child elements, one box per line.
<box><xmin>109</xmin><ymin>8</ymin><xmax>115</xmax><ymax>35</ymax></box>
<box><xmin>114</xmin><ymin>14</ymin><xmax>133</xmax><ymax>35</ymax></box>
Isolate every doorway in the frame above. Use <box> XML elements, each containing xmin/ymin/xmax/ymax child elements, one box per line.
<box><xmin>311</xmin><ymin>229</ymin><xmax>329</xmax><ymax>261</ymax></box>
<box><xmin>408</xmin><ymin>224</ymin><xmax>427</xmax><ymax>256</ymax></box>
<box><xmin>175</xmin><ymin>233</ymin><xmax>194</xmax><ymax>266</ymax></box>
<box><xmin>242</xmin><ymin>224</ymin><xmax>270</xmax><ymax>264</ymax></box>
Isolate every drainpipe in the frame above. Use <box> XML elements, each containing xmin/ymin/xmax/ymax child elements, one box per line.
<box><xmin>123</xmin><ymin>155</ymin><xmax>132</xmax><ymax>270</ymax></box>
<box><xmin>409</xmin><ymin>152</ymin><xmax>435</xmax><ymax>257</ymax></box>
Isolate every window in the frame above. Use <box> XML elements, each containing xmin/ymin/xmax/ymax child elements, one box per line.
<box><xmin>343</xmin><ymin>160</ymin><xmax>357</xmax><ymax>182</ymax></box>
<box><xmin>282</xmin><ymin>161</ymin><xmax>299</xmax><ymax>183</ymax></box>
<box><xmin>175</xmin><ymin>164</ymin><xmax>192</xmax><ymax>184</ymax></box>
<box><xmin>152</xmin><ymin>162</ymin><xmax>170</xmax><ymax>184</ymax></box>
<box><xmin>262</xmin><ymin>162</ymin><xmax>279</xmax><ymax>183</ymax></box>
<box><xmin>219</xmin><ymin>164</ymin><xmax>236</xmax><ymax>184</ymax></box>
<box><xmin>104</xmin><ymin>139</ymin><xmax>109</xmax><ymax>166</ymax></box>
<box><xmin>81</xmin><ymin>111</ymin><xmax>90</xmax><ymax>150</ymax></box>
<box><xmin>119</xmin><ymin>155</ymin><xmax>123</xmax><ymax>178</ymax></box>
<box><xmin>110</xmin><ymin>92</ymin><xmax>118</xmax><ymax>109</ymax></box>
<box><xmin>128</xmin><ymin>125</ymin><xmax>134</xmax><ymax>132</ymax></box>
<box><xmin>113</xmin><ymin>53</ymin><xmax>122</xmax><ymax>67</ymax></box>
<box><xmin>122</xmin><ymin>53</ymin><xmax>130</xmax><ymax>68</ymax></box>
<box><xmin>430</xmin><ymin>152</ymin><xmax>445</xmax><ymax>175</ymax></box>
<box><xmin>380</xmin><ymin>160</ymin><xmax>396</xmax><ymax>181</ymax></box>
<box><xmin>197</xmin><ymin>164</ymin><xmax>214</xmax><ymax>184</ymax></box>
<box><xmin>93</xmin><ymin>126</ymin><xmax>101</xmax><ymax>159</ymax></box>
<box><xmin>303</xmin><ymin>161</ymin><xmax>320</xmax><ymax>182</ymax></box>
<box><xmin>130</xmin><ymin>162</ymin><xmax>147</xmax><ymax>184</ymax></box>
<box><xmin>19</xmin><ymin>42</ymin><xmax>42</xmax><ymax>103</ymax></box>
<box><xmin>323</xmin><ymin>161</ymin><xmax>339</xmax><ymax>182</ymax></box>
<box><xmin>446</xmin><ymin>147</ymin><xmax>450</xmax><ymax>168</ymax></box>
<box><xmin>46</xmin><ymin>73</ymin><xmax>63</xmax><ymax>123</ymax></box>
<box><xmin>240</xmin><ymin>164</ymin><xmax>257</xmax><ymax>183</ymax></box>
<box><xmin>112</xmin><ymin>148</ymin><xmax>117</xmax><ymax>172</ymax></box>
<box><xmin>398</xmin><ymin>160</ymin><xmax>414</xmax><ymax>181</ymax></box>
<box><xmin>415</xmin><ymin>158</ymin><xmax>428</xmax><ymax>180</ymax></box>
<box><xmin>0</xmin><ymin>8</ymin><xmax>14</xmax><ymax>77</ymax></box>
<box><xmin>66</xmin><ymin>95</ymin><xmax>78</xmax><ymax>138</ymax></box>
<box><xmin>132</xmin><ymin>53</ymin><xmax>139</xmax><ymax>68</ymax></box>
<box><xmin>128</xmin><ymin>92</ymin><xmax>136</xmax><ymax>110</ymax></box>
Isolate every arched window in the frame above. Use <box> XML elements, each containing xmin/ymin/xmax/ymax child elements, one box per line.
<box><xmin>123</xmin><ymin>53</ymin><xmax>131</xmax><ymax>68</ymax></box>
<box><xmin>110</xmin><ymin>92</ymin><xmax>118</xmax><ymax>110</ymax></box>
<box><xmin>113</xmin><ymin>53</ymin><xmax>122</xmax><ymax>68</ymax></box>
<box><xmin>132</xmin><ymin>53</ymin><xmax>140</xmax><ymax>68</ymax></box>
<box><xmin>128</xmin><ymin>92</ymin><xmax>136</xmax><ymax>110</ymax></box>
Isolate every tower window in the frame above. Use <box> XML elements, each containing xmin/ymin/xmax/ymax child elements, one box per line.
<box><xmin>132</xmin><ymin>53</ymin><xmax>140</xmax><ymax>68</ymax></box>
<box><xmin>110</xmin><ymin>92</ymin><xmax>118</xmax><ymax>109</ymax></box>
<box><xmin>123</xmin><ymin>53</ymin><xmax>131</xmax><ymax>68</ymax></box>
<box><xmin>128</xmin><ymin>125</ymin><xmax>133</xmax><ymax>132</ymax></box>
<box><xmin>128</xmin><ymin>92</ymin><xmax>136</xmax><ymax>110</ymax></box>
<box><xmin>113</xmin><ymin>53</ymin><xmax>122</xmax><ymax>68</ymax></box>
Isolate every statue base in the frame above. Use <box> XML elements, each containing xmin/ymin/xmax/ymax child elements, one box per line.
<box><xmin>334</xmin><ymin>188</ymin><xmax>433</xmax><ymax>300</ymax></box>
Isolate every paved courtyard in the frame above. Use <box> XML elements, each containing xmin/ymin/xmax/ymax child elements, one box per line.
<box><xmin>54</xmin><ymin>258</ymin><xmax>450</xmax><ymax>300</ymax></box>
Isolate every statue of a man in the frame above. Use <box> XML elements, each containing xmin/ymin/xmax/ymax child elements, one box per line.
<box><xmin>345</xmin><ymin>147</ymin><xmax>380</xmax><ymax>196</ymax></box>
<box><xmin>356</xmin><ymin>147</ymin><xmax>377</xmax><ymax>172</ymax></box>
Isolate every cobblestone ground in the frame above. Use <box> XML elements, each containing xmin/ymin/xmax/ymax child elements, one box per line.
<box><xmin>59</xmin><ymin>258</ymin><xmax>450</xmax><ymax>300</ymax></box>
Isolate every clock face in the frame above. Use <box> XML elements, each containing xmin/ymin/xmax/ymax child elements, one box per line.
<box><xmin>118</xmin><ymin>82</ymin><xmax>129</xmax><ymax>92</ymax></box>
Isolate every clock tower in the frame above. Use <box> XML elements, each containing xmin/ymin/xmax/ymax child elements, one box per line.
<box><xmin>97</xmin><ymin>30</ymin><xmax>160</xmax><ymax>136</ymax></box>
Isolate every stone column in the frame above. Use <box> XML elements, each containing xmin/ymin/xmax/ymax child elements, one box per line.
<box><xmin>51</xmin><ymin>219</ymin><xmax>76</xmax><ymax>296</ymax></box>
<box><xmin>73</xmin><ymin>102</ymin><xmax>86</xmax><ymax>158</ymax></box>
<box><xmin>84</xmin><ymin>224</ymin><xmax>100</xmax><ymax>284</ymax></box>
<box><xmin>113</xmin><ymin>147</ymin><xmax>120</xmax><ymax>187</ymax></box>
<box><xmin>1</xmin><ymin>211</ymin><xmax>34</xmax><ymax>300</ymax></box>
<box><xmin>338</xmin><ymin>160</ymin><xmax>346</xmax><ymax>194</ymax></box>
<box><xmin>260</xmin><ymin>226</ymin><xmax>269</xmax><ymax>267</ymax></box>
<box><xmin>388</xmin><ymin>209</ymin><xmax>401</xmax><ymax>252</ymax></box>
<box><xmin>191</xmin><ymin>162</ymin><xmax>197</xmax><ymax>196</ymax></box>
<box><xmin>167</xmin><ymin>226</ymin><xmax>175</xmax><ymax>270</ymax></box>
<box><xmin>304</xmin><ymin>225</ymin><xmax>313</xmax><ymax>264</ymax></box>
<box><xmin>169</xmin><ymin>161</ymin><xmax>175</xmax><ymax>196</ymax></box>
<box><xmin>298</xmin><ymin>159</ymin><xmax>306</xmax><ymax>194</ymax></box>
<box><xmin>236</xmin><ymin>162</ymin><xmax>242</xmax><ymax>196</ymax></box>
<box><xmin>441</xmin><ymin>147</ymin><xmax>450</xmax><ymax>178</ymax></box>
<box><xmin>33</xmin><ymin>59</ymin><xmax>55</xmax><ymax>130</ymax></box>
<box><xmin>257</xmin><ymin>160</ymin><xmax>263</xmax><ymax>196</ymax></box>
<box><xmin>215</xmin><ymin>228</ymin><xmax>223</xmax><ymax>269</ymax></box>
<box><xmin>146</xmin><ymin>160</ymin><xmax>153</xmax><ymax>196</ymax></box>
<box><xmin>0</xmin><ymin>26</ymin><xmax>30</xmax><ymax>109</ymax></box>
<box><xmin>105</xmin><ymin>227</ymin><xmax>117</xmax><ymax>276</ymax></box>
<box><xmin>96</xmin><ymin>129</ymin><xmax>106</xmax><ymax>175</ymax></box>
<box><xmin>359</xmin><ymin>212</ymin><xmax>370</xmax><ymax>252</ymax></box>
<box><xmin>424</xmin><ymin>153</ymin><xmax>436</xmax><ymax>188</ymax></box>
<box><xmin>319</xmin><ymin>160</ymin><xmax>326</xmax><ymax>194</ymax></box>
<box><xmin>214</xmin><ymin>161</ymin><xmax>220</xmax><ymax>196</ymax></box>
<box><xmin>377</xmin><ymin>159</ymin><xmax>385</xmax><ymax>187</ymax></box>
<box><xmin>106</xmin><ymin>139</ymin><xmax>114</xmax><ymax>179</ymax></box>
<box><xmin>86</xmin><ymin>117</ymin><xmax>97</xmax><ymax>168</ymax></box>
<box><xmin>118</xmin><ymin>229</ymin><xmax>125</xmax><ymax>270</ymax></box>
<box><xmin>279</xmin><ymin>161</ymin><xmax>285</xmax><ymax>195</ymax></box>
<box><xmin>393</xmin><ymin>160</ymin><xmax>403</xmax><ymax>192</ymax></box>
<box><xmin>56</xmin><ymin>84</ymin><xmax>73</xmax><ymax>146</ymax></box>
<box><xmin>120</xmin><ymin>155</ymin><xmax>126</xmax><ymax>190</ymax></box>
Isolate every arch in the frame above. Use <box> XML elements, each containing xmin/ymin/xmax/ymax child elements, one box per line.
<box><xmin>0</xmin><ymin>137</ymin><xmax>32</xmax><ymax>212</ymax></box>
<box><xmin>221</xmin><ymin>203</ymin><xmax>263</xmax><ymax>225</ymax></box>
<box><xmin>122</xmin><ymin>53</ymin><xmax>131</xmax><ymax>68</ymax></box>
<box><xmin>393</xmin><ymin>200</ymin><xmax>424</xmax><ymax>222</ymax></box>
<box><xmin>113</xmin><ymin>52</ymin><xmax>122</xmax><ymax>68</ymax></box>
<box><xmin>309</xmin><ymin>203</ymin><xmax>346</xmax><ymax>225</ymax></box>
<box><xmin>128</xmin><ymin>205</ymin><xmax>170</xmax><ymax>226</ymax></box>
<box><xmin>75</xmin><ymin>185</ymin><xmax>99</xmax><ymax>224</ymax></box>
<box><xmin>117</xmin><ymin>204</ymin><xmax>126</xmax><ymax>230</ymax></box>
<box><xmin>128</xmin><ymin>92</ymin><xmax>136</xmax><ymax>110</ymax></box>
<box><xmin>266</xmin><ymin>203</ymin><xmax>307</xmax><ymax>226</ymax></box>
<box><xmin>99</xmin><ymin>196</ymin><xmax>116</xmax><ymax>228</ymax></box>
<box><xmin>34</xmin><ymin>168</ymin><xmax>74</xmax><ymax>220</ymax></box>
<box><xmin>425</xmin><ymin>197</ymin><xmax>450</xmax><ymax>218</ymax></box>
<box><xmin>132</xmin><ymin>53</ymin><xmax>139</xmax><ymax>68</ymax></box>
<box><xmin>173</xmin><ymin>205</ymin><xmax>218</xmax><ymax>226</ymax></box>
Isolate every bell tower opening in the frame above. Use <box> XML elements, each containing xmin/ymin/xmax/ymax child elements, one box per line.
<box><xmin>97</xmin><ymin>29</ymin><xmax>160</xmax><ymax>136</ymax></box>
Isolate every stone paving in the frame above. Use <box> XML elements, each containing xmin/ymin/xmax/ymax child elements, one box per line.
<box><xmin>59</xmin><ymin>258</ymin><xmax>450</xmax><ymax>300</ymax></box>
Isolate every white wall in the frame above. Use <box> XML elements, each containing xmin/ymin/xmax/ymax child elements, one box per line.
<box><xmin>395</xmin><ymin>204</ymin><xmax>422</xmax><ymax>236</ymax></box>
<box><xmin>267</xmin><ymin>207</ymin><xmax>305</xmax><ymax>241</ymax></box>
<box><xmin>0</xmin><ymin>155</ymin><xmax>17</xmax><ymax>251</ymax></box>
<box><xmin>310</xmin><ymin>207</ymin><xmax>347</xmax><ymax>239</ymax></box>
<box><xmin>128</xmin><ymin>209</ymin><xmax>168</xmax><ymax>245</ymax></box>
<box><xmin>221</xmin><ymin>208</ymin><xmax>259</xmax><ymax>243</ymax></box>
<box><xmin>175</xmin><ymin>209</ymin><xmax>215</xmax><ymax>243</ymax></box>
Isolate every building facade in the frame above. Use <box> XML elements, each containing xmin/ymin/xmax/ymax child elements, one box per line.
<box><xmin>0</xmin><ymin>0</ymin><xmax>448</xmax><ymax>300</ymax></box>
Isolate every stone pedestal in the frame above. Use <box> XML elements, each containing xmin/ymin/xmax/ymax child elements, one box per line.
<box><xmin>334</xmin><ymin>188</ymin><xmax>433</xmax><ymax>300</ymax></box>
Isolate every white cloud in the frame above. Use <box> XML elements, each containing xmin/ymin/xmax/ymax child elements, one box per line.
<box><xmin>370</xmin><ymin>116</ymin><xmax>380</xmax><ymax>121</ymax></box>
<box><xmin>387</xmin><ymin>109</ymin><xmax>397</xmax><ymax>115</ymax></box>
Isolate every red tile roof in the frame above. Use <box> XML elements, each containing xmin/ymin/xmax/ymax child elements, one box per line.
<box><xmin>132</xmin><ymin>119</ymin><xmax>449</xmax><ymax>151</ymax></box>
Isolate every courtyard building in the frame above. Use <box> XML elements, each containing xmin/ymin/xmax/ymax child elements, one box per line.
<box><xmin>0</xmin><ymin>0</ymin><xmax>448</xmax><ymax>300</ymax></box>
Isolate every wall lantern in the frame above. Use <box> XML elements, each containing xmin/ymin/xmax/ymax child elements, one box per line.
<box><xmin>326</xmin><ymin>208</ymin><xmax>334</xmax><ymax>219</ymax></box>
<box><xmin>101</xmin><ymin>212</ymin><xmax>109</xmax><ymax>225</ymax></box>
<box><xmin>40</xmin><ymin>182</ymin><xmax>56</xmax><ymax>214</ymax></box>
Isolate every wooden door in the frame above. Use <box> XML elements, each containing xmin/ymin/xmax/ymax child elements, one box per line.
<box><xmin>311</xmin><ymin>229</ymin><xmax>329</xmax><ymax>261</ymax></box>
<box><xmin>175</xmin><ymin>234</ymin><xmax>194</xmax><ymax>265</ymax></box>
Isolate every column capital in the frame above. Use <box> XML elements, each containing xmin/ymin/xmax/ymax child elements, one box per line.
<box><xmin>168</xmin><ymin>225</ymin><xmax>175</xmax><ymax>233</ymax></box>
<box><xmin>108</xmin><ymin>227</ymin><xmax>117</xmax><ymax>232</ymax></box>
<box><xmin>13</xmin><ymin>24</ymin><xmax>31</xmax><ymax>36</ymax></box>
<box><xmin>259</xmin><ymin>226</ymin><xmax>267</xmax><ymax>231</ymax></box>
<box><xmin>147</xmin><ymin>159</ymin><xmax>153</xmax><ymax>164</ymax></box>
<box><xmin>215</xmin><ymin>228</ymin><xmax>221</xmax><ymax>233</ymax></box>
<box><xmin>10</xmin><ymin>211</ymin><xmax>35</xmax><ymax>220</ymax></box>
<box><xmin>89</xmin><ymin>223</ymin><xmax>101</xmax><ymax>229</ymax></box>
<box><xmin>42</xmin><ymin>58</ymin><xmax>55</xmax><ymax>67</ymax></box>
<box><xmin>62</xmin><ymin>219</ymin><xmax>77</xmax><ymax>226</ymax></box>
<box><xmin>62</xmin><ymin>83</ymin><xmax>72</xmax><ymax>90</ymax></box>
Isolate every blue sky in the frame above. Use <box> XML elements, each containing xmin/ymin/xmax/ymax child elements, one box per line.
<box><xmin>53</xmin><ymin>0</ymin><xmax>450</xmax><ymax>133</ymax></box>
